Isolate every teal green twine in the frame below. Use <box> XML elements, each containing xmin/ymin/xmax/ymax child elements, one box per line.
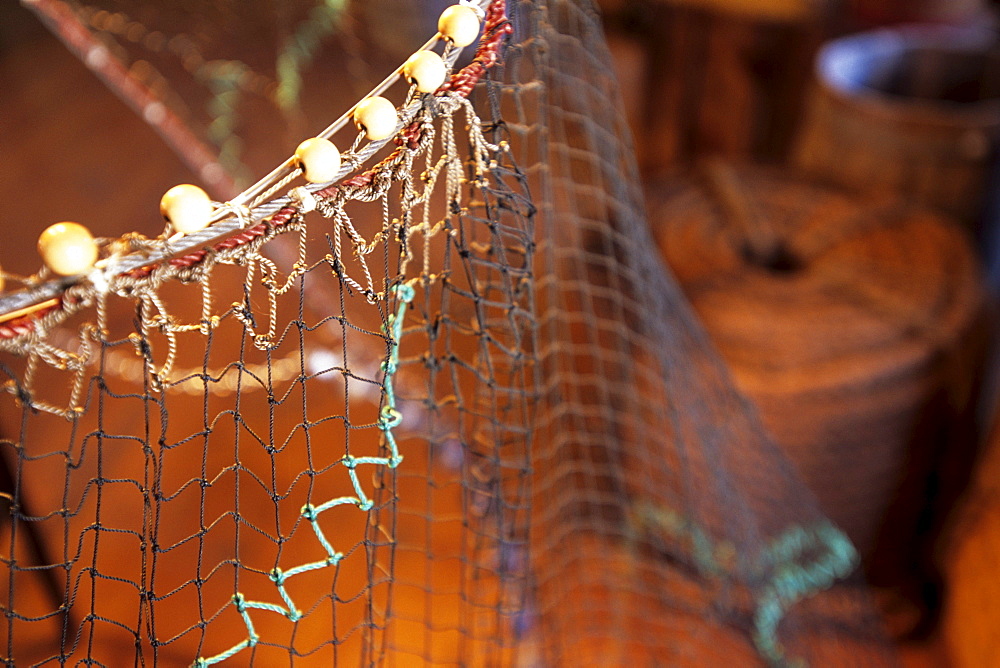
<box><xmin>276</xmin><ymin>0</ymin><xmax>347</xmax><ymax>113</ymax></box>
<box><xmin>629</xmin><ymin>504</ymin><xmax>858</xmax><ymax>668</ymax></box>
<box><xmin>194</xmin><ymin>282</ymin><xmax>414</xmax><ymax>666</ymax></box>
<box><xmin>752</xmin><ymin>522</ymin><xmax>858</xmax><ymax>667</ymax></box>
<box><xmin>378</xmin><ymin>281</ymin><xmax>414</xmax><ymax>468</ymax></box>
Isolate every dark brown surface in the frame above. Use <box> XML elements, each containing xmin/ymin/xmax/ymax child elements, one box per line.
<box><xmin>600</xmin><ymin>0</ymin><xmax>825</xmax><ymax>173</ymax></box>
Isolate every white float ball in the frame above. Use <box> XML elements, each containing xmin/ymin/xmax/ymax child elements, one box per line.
<box><xmin>160</xmin><ymin>184</ymin><xmax>214</xmax><ymax>235</ymax></box>
<box><xmin>353</xmin><ymin>96</ymin><xmax>398</xmax><ymax>141</ymax></box>
<box><xmin>403</xmin><ymin>51</ymin><xmax>447</xmax><ymax>94</ymax></box>
<box><xmin>439</xmin><ymin>5</ymin><xmax>481</xmax><ymax>48</ymax></box>
<box><xmin>38</xmin><ymin>222</ymin><xmax>99</xmax><ymax>276</ymax></box>
<box><xmin>295</xmin><ymin>137</ymin><xmax>342</xmax><ymax>184</ymax></box>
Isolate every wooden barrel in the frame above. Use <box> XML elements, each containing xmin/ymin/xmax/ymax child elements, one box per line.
<box><xmin>792</xmin><ymin>25</ymin><xmax>1000</xmax><ymax>228</ymax></box>
<box><xmin>649</xmin><ymin>162</ymin><xmax>990</xmax><ymax>604</ymax></box>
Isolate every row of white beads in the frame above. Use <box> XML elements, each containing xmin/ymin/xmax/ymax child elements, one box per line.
<box><xmin>21</xmin><ymin>3</ymin><xmax>483</xmax><ymax>281</ymax></box>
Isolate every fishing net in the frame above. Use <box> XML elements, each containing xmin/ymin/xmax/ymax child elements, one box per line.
<box><xmin>0</xmin><ymin>0</ymin><xmax>896</xmax><ymax>664</ymax></box>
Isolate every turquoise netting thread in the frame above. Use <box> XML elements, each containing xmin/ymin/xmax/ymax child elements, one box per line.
<box><xmin>194</xmin><ymin>281</ymin><xmax>415</xmax><ymax>666</ymax></box>
<box><xmin>632</xmin><ymin>505</ymin><xmax>858</xmax><ymax>667</ymax></box>
<box><xmin>753</xmin><ymin>522</ymin><xmax>858</xmax><ymax>667</ymax></box>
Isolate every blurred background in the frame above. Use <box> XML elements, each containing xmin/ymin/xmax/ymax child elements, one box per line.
<box><xmin>596</xmin><ymin>0</ymin><xmax>1000</xmax><ymax>664</ymax></box>
<box><xmin>1</xmin><ymin>0</ymin><xmax>1000</xmax><ymax>664</ymax></box>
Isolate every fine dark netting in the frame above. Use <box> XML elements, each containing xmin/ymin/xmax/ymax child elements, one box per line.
<box><xmin>0</xmin><ymin>0</ymin><xmax>896</xmax><ymax>665</ymax></box>
<box><xmin>500</xmin><ymin>3</ymin><xmax>892</xmax><ymax>664</ymax></box>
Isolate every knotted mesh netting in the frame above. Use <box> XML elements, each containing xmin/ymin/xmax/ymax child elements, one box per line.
<box><xmin>0</xmin><ymin>0</ymin><xmax>895</xmax><ymax>665</ymax></box>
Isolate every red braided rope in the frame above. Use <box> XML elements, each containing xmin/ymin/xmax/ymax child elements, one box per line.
<box><xmin>0</xmin><ymin>301</ymin><xmax>62</xmax><ymax>339</ymax></box>
<box><xmin>439</xmin><ymin>0</ymin><xmax>511</xmax><ymax>97</ymax></box>
<box><xmin>341</xmin><ymin>0</ymin><xmax>510</xmax><ymax>191</ymax></box>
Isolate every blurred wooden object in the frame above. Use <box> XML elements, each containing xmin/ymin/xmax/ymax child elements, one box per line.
<box><xmin>942</xmin><ymin>389</ymin><xmax>1000</xmax><ymax>666</ymax></box>
<box><xmin>792</xmin><ymin>25</ymin><xmax>1000</xmax><ymax>229</ymax></box>
<box><xmin>533</xmin><ymin>532</ymin><xmax>893</xmax><ymax>666</ymax></box>
<box><xmin>598</xmin><ymin>0</ymin><xmax>826</xmax><ymax>173</ymax></box>
<box><xmin>847</xmin><ymin>0</ymin><xmax>990</xmax><ymax>27</ymax></box>
<box><xmin>649</xmin><ymin>162</ymin><xmax>990</xmax><ymax>618</ymax></box>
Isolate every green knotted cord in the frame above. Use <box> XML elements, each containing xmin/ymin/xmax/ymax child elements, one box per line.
<box><xmin>631</xmin><ymin>504</ymin><xmax>858</xmax><ymax>667</ymax></box>
<box><xmin>194</xmin><ymin>281</ymin><xmax>413</xmax><ymax>666</ymax></box>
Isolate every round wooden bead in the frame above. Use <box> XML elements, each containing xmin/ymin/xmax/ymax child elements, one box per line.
<box><xmin>160</xmin><ymin>184</ymin><xmax>214</xmax><ymax>235</ymax></box>
<box><xmin>294</xmin><ymin>137</ymin><xmax>342</xmax><ymax>184</ymax></box>
<box><xmin>439</xmin><ymin>5</ymin><xmax>481</xmax><ymax>48</ymax></box>
<box><xmin>38</xmin><ymin>222</ymin><xmax>99</xmax><ymax>276</ymax></box>
<box><xmin>403</xmin><ymin>51</ymin><xmax>447</xmax><ymax>94</ymax></box>
<box><xmin>353</xmin><ymin>96</ymin><xmax>398</xmax><ymax>141</ymax></box>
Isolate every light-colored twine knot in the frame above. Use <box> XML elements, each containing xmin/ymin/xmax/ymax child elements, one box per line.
<box><xmin>289</xmin><ymin>186</ymin><xmax>318</xmax><ymax>213</ymax></box>
<box><xmin>459</xmin><ymin>0</ymin><xmax>487</xmax><ymax>21</ymax></box>
<box><xmin>218</xmin><ymin>201</ymin><xmax>254</xmax><ymax>228</ymax></box>
<box><xmin>88</xmin><ymin>266</ymin><xmax>111</xmax><ymax>295</ymax></box>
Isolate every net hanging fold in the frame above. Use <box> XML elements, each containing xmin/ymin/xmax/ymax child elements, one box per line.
<box><xmin>0</xmin><ymin>0</ymin><xmax>895</xmax><ymax>665</ymax></box>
